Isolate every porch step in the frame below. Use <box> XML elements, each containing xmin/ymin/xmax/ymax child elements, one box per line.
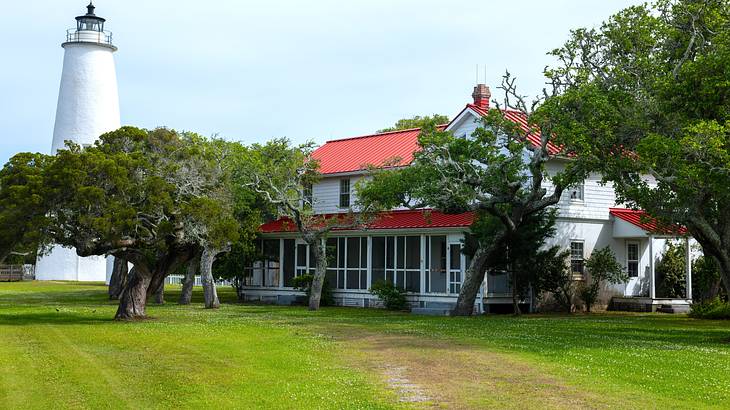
<box><xmin>657</xmin><ymin>304</ymin><xmax>690</xmax><ymax>314</ymax></box>
<box><xmin>411</xmin><ymin>307</ymin><xmax>451</xmax><ymax>316</ymax></box>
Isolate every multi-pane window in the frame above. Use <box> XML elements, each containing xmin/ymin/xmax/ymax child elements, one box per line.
<box><xmin>325</xmin><ymin>237</ymin><xmax>368</xmax><ymax>290</ymax></box>
<box><xmin>248</xmin><ymin>239</ymin><xmax>280</xmax><ymax>287</ymax></box>
<box><xmin>570</xmin><ymin>241</ymin><xmax>585</xmax><ymax>276</ymax></box>
<box><xmin>568</xmin><ymin>181</ymin><xmax>584</xmax><ymax>201</ymax></box>
<box><xmin>339</xmin><ymin>179</ymin><xmax>350</xmax><ymax>208</ymax></box>
<box><xmin>627</xmin><ymin>242</ymin><xmax>639</xmax><ymax>278</ymax></box>
<box><xmin>371</xmin><ymin>235</ymin><xmax>420</xmax><ymax>292</ymax></box>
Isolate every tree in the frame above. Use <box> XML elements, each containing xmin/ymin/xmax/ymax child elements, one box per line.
<box><xmin>580</xmin><ymin>247</ymin><xmax>627</xmax><ymax>312</ymax></box>
<box><xmin>466</xmin><ymin>209</ymin><xmax>564</xmax><ymax>314</ymax></box>
<box><xmin>0</xmin><ymin>153</ymin><xmax>54</xmax><ymax>264</ymax></box>
<box><xmin>246</xmin><ymin>139</ymin><xmax>373</xmax><ymax>311</ymax></box>
<box><xmin>544</xmin><ymin>0</ymin><xmax>730</xmax><ymax>294</ymax></box>
<box><xmin>693</xmin><ymin>254</ymin><xmax>726</xmax><ymax>302</ymax></box>
<box><xmin>656</xmin><ymin>242</ymin><xmax>687</xmax><ymax>298</ymax></box>
<box><xmin>377</xmin><ymin>114</ymin><xmax>450</xmax><ymax>133</ymax></box>
<box><xmin>41</xmin><ymin>127</ymin><xmax>240</xmax><ymax>320</ymax></box>
<box><xmin>358</xmin><ymin>78</ymin><xmax>589</xmax><ymax>316</ymax></box>
<box><xmin>108</xmin><ymin>257</ymin><xmax>128</xmax><ymax>300</ymax></box>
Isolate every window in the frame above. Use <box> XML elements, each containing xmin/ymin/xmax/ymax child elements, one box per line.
<box><xmin>325</xmin><ymin>236</ymin><xmax>368</xmax><ymax>290</ymax></box>
<box><xmin>627</xmin><ymin>242</ymin><xmax>639</xmax><ymax>278</ymax></box>
<box><xmin>247</xmin><ymin>239</ymin><xmax>280</xmax><ymax>287</ymax></box>
<box><xmin>339</xmin><ymin>179</ymin><xmax>350</xmax><ymax>208</ymax></box>
<box><xmin>372</xmin><ymin>235</ymin><xmax>421</xmax><ymax>292</ymax></box>
<box><xmin>570</xmin><ymin>241</ymin><xmax>584</xmax><ymax>276</ymax></box>
<box><xmin>568</xmin><ymin>181</ymin><xmax>584</xmax><ymax>201</ymax></box>
<box><xmin>303</xmin><ymin>183</ymin><xmax>313</xmax><ymax>207</ymax></box>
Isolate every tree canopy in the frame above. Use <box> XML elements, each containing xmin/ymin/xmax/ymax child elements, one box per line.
<box><xmin>544</xmin><ymin>0</ymin><xmax>730</xmax><ymax>290</ymax></box>
<box><xmin>377</xmin><ymin>114</ymin><xmax>449</xmax><ymax>133</ymax></box>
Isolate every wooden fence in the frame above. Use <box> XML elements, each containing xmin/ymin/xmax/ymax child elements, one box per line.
<box><xmin>0</xmin><ymin>265</ymin><xmax>30</xmax><ymax>282</ymax></box>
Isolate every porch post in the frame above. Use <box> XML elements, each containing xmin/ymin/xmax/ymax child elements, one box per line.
<box><xmin>279</xmin><ymin>238</ymin><xmax>284</xmax><ymax>289</ymax></box>
<box><xmin>419</xmin><ymin>234</ymin><xmax>426</xmax><ymax>294</ymax></box>
<box><xmin>366</xmin><ymin>236</ymin><xmax>372</xmax><ymax>290</ymax></box>
<box><xmin>649</xmin><ymin>236</ymin><xmax>656</xmax><ymax>300</ymax></box>
<box><xmin>685</xmin><ymin>237</ymin><xmax>693</xmax><ymax>300</ymax></box>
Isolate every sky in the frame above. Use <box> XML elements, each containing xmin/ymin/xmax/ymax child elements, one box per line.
<box><xmin>0</xmin><ymin>0</ymin><xmax>643</xmax><ymax>165</ymax></box>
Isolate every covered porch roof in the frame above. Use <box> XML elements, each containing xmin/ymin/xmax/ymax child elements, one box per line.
<box><xmin>610</xmin><ymin>208</ymin><xmax>687</xmax><ymax>238</ymax></box>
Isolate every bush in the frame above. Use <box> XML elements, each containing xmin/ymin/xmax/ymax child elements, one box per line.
<box><xmin>689</xmin><ymin>298</ymin><xmax>730</xmax><ymax>319</ymax></box>
<box><xmin>580</xmin><ymin>247</ymin><xmax>627</xmax><ymax>312</ymax></box>
<box><xmin>369</xmin><ymin>281</ymin><xmax>408</xmax><ymax>311</ymax></box>
<box><xmin>292</xmin><ymin>274</ymin><xmax>334</xmax><ymax>306</ymax></box>
<box><xmin>656</xmin><ymin>242</ymin><xmax>686</xmax><ymax>298</ymax></box>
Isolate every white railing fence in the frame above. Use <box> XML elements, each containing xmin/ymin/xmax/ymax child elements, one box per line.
<box><xmin>165</xmin><ymin>275</ymin><xmax>232</xmax><ymax>287</ymax></box>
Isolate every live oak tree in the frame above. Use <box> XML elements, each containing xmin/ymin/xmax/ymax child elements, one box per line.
<box><xmin>378</xmin><ymin>114</ymin><xmax>449</xmax><ymax>133</ymax></box>
<box><xmin>544</xmin><ymin>0</ymin><xmax>730</xmax><ymax>293</ymax></box>
<box><xmin>0</xmin><ymin>153</ymin><xmax>54</xmax><ymax>264</ymax></box>
<box><xmin>246</xmin><ymin>139</ymin><xmax>372</xmax><ymax>311</ymax></box>
<box><xmin>358</xmin><ymin>78</ymin><xmax>588</xmax><ymax>316</ymax></box>
<box><xmin>42</xmin><ymin>127</ymin><xmax>240</xmax><ymax>319</ymax></box>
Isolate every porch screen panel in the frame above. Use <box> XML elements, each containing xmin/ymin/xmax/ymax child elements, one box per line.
<box><xmin>360</xmin><ymin>237</ymin><xmax>368</xmax><ymax>289</ymax></box>
<box><xmin>371</xmin><ymin>237</ymin><xmax>386</xmax><ymax>284</ymax></box>
<box><xmin>263</xmin><ymin>239</ymin><xmax>280</xmax><ymax>287</ymax></box>
<box><xmin>395</xmin><ymin>236</ymin><xmax>405</xmax><ymax>288</ymax></box>
<box><xmin>326</xmin><ymin>238</ymin><xmax>337</xmax><ymax>287</ymax></box>
<box><xmin>428</xmin><ymin>236</ymin><xmax>447</xmax><ymax>293</ymax></box>
<box><xmin>296</xmin><ymin>244</ymin><xmax>307</xmax><ymax>276</ymax></box>
<box><xmin>405</xmin><ymin>236</ymin><xmax>420</xmax><ymax>292</ymax></box>
<box><xmin>337</xmin><ymin>238</ymin><xmax>346</xmax><ymax>289</ymax></box>
<box><xmin>283</xmin><ymin>239</ymin><xmax>295</xmax><ymax>287</ymax></box>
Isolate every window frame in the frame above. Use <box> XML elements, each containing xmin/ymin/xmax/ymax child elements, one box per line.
<box><xmin>570</xmin><ymin>240</ymin><xmax>585</xmax><ymax>278</ymax></box>
<box><xmin>626</xmin><ymin>241</ymin><xmax>640</xmax><ymax>278</ymax></box>
<box><xmin>339</xmin><ymin>178</ymin><xmax>351</xmax><ymax>208</ymax></box>
<box><xmin>567</xmin><ymin>180</ymin><xmax>585</xmax><ymax>202</ymax></box>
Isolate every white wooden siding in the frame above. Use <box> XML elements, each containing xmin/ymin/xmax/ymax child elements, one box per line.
<box><xmin>312</xmin><ymin>175</ymin><xmax>364</xmax><ymax>214</ymax></box>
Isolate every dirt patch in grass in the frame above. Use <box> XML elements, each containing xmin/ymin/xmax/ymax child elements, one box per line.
<box><xmin>326</xmin><ymin>329</ymin><xmax>608</xmax><ymax>409</ymax></box>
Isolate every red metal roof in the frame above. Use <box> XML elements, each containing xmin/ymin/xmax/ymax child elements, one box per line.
<box><xmin>609</xmin><ymin>208</ymin><xmax>687</xmax><ymax>235</ymax></box>
<box><xmin>312</xmin><ymin>126</ymin><xmax>445</xmax><ymax>175</ymax></box>
<box><xmin>260</xmin><ymin>209</ymin><xmax>474</xmax><ymax>233</ymax></box>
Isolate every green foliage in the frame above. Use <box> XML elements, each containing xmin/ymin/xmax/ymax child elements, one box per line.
<box><xmin>689</xmin><ymin>298</ymin><xmax>730</xmax><ymax>319</ymax></box>
<box><xmin>377</xmin><ymin>114</ymin><xmax>449</xmax><ymax>133</ymax></box>
<box><xmin>532</xmin><ymin>247</ymin><xmax>576</xmax><ymax>312</ymax></box>
<box><xmin>581</xmin><ymin>247</ymin><xmax>627</xmax><ymax>312</ymax></box>
<box><xmin>656</xmin><ymin>242</ymin><xmax>687</xmax><ymax>298</ymax></box>
<box><xmin>292</xmin><ymin>274</ymin><xmax>334</xmax><ymax>306</ymax></box>
<box><xmin>692</xmin><ymin>254</ymin><xmax>727</xmax><ymax>302</ymax></box>
<box><xmin>544</xmin><ymin>0</ymin><xmax>730</xmax><ymax>286</ymax></box>
<box><xmin>0</xmin><ymin>153</ymin><xmax>54</xmax><ymax>263</ymax></box>
<box><xmin>369</xmin><ymin>280</ymin><xmax>408</xmax><ymax>311</ymax></box>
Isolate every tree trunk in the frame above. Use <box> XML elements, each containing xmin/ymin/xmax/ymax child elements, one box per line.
<box><xmin>201</xmin><ymin>247</ymin><xmax>220</xmax><ymax>309</ymax></box>
<box><xmin>511</xmin><ymin>262</ymin><xmax>522</xmax><ymax>316</ymax></box>
<box><xmin>308</xmin><ymin>237</ymin><xmax>327</xmax><ymax>311</ymax></box>
<box><xmin>108</xmin><ymin>257</ymin><xmax>128</xmax><ymax>300</ymax></box>
<box><xmin>179</xmin><ymin>254</ymin><xmax>200</xmax><ymax>305</ymax></box>
<box><xmin>452</xmin><ymin>247</ymin><xmax>489</xmax><ymax>316</ymax></box>
<box><xmin>153</xmin><ymin>281</ymin><xmax>165</xmax><ymax>304</ymax></box>
<box><xmin>115</xmin><ymin>267</ymin><xmax>150</xmax><ymax>320</ymax></box>
<box><xmin>114</xmin><ymin>247</ymin><xmax>196</xmax><ymax>320</ymax></box>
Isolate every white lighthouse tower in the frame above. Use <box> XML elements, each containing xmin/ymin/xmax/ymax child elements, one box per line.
<box><xmin>35</xmin><ymin>2</ymin><xmax>120</xmax><ymax>281</ymax></box>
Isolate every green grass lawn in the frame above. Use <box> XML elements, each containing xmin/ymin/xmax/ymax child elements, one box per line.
<box><xmin>0</xmin><ymin>282</ymin><xmax>728</xmax><ymax>409</ymax></box>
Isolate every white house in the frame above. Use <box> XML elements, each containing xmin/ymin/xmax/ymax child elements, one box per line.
<box><xmin>241</xmin><ymin>85</ymin><xmax>694</xmax><ymax>313</ymax></box>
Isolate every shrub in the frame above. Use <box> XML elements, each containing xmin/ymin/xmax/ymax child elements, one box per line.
<box><xmin>292</xmin><ymin>274</ymin><xmax>334</xmax><ymax>306</ymax></box>
<box><xmin>581</xmin><ymin>247</ymin><xmax>627</xmax><ymax>312</ymax></box>
<box><xmin>692</xmin><ymin>255</ymin><xmax>726</xmax><ymax>302</ymax></box>
<box><xmin>656</xmin><ymin>242</ymin><xmax>686</xmax><ymax>298</ymax></box>
<box><xmin>689</xmin><ymin>298</ymin><xmax>730</xmax><ymax>319</ymax></box>
<box><xmin>369</xmin><ymin>281</ymin><xmax>408</xmax><ymax>311</ymax></box>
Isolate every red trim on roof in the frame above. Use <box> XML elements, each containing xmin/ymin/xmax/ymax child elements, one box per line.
<box><xmin>609</xmin><ymin>208</ymin><xmax>687</xmax><ymax>235</ymax></box>
<box><xmin>259</xmin><ymin>209</ymin><xmax>474</xmax><ymax>233</ymax></box>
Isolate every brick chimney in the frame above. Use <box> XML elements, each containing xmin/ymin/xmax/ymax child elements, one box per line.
<box><xmin>471</xmin><ymin>84</ymin><xmax>491</xmax><ymax>110</ymax></box>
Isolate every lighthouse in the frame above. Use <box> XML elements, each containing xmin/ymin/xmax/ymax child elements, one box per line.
<box><xmin>35</xmin><ymin>2</ymin><xmax>120</xmax><ymax>281</ymax></box>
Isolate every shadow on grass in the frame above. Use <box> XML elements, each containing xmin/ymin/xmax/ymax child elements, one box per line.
<box><xmin>0</xmin><ymin>311</ymin><xmax>113</xmax><ymax>326</ymax></box>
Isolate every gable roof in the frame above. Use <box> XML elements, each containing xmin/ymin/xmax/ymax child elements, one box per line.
<box><xmin>260</xmin><ymin>209</ymin><xmax>474</xmax><ymax>233</ymax></box>
<box><xmin>311</xmin><ymin>126</ymin><xmax>446</xmax><ymax>175</ymax></box>
<box><xmin>609</xmin><ymin>208</ymin><xmax>687</xmax><ymax>235</ymax></box>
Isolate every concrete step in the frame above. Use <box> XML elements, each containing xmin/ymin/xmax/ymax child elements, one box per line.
<box><xmin>658</xmin><ymin>304</ymin><xmax>690</xmax><ymax>314</ymax></box>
